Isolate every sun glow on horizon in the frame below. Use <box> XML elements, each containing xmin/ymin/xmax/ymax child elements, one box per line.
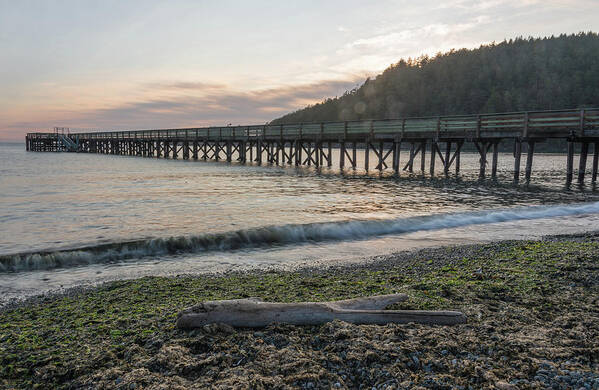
<box><xmin>1</xmin><ymin>0</ymin><xmax>597</xmax><ymax>140</ymax></box>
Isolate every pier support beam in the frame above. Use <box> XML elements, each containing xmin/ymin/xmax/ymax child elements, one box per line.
<box><xmin>296</xmin><ymin>141</ymin><xmax>302</xmax><ymax>166</ymax></box>
<box><xmin>257</xmin><ymin>140</ymin><xmax>262</xmax><ymax>165</ymax></box>
<box><xmin>566</xmin><ymin>141</ymin><xmax>574</xmax><ymax>186</ymax></box>
<box><xmin>319</xmin><ymin>142</ymin><xmax>324</xmax><ymax>167</ymax></box>
<box><xmin>290</xmin><ymin>141</ymin><xmax>295</xmax><ymax>165</ymax></box>
<box><xmin>592</xmin><ymin>142</ymin><xmax>599</xmax><ymax>184</ymax></box>
<box><xmin>578</xmin><ymin>142</ymin><xmax>589</xmax><ymax>185</ymax></box>
<box><xmin>287</xmin><ymin>142</ymin><xmax>293</xmax><ymax>165</ymax></box>
<box><xmin>202</xmin><ymin>141</ymin><xmax>208</xmax><ymax>161</ymax></box>
<box><xmin>474</xmin><ymin>141</ymin><xmax>490</xmax><ymax>179</ymax></box>
<box><xmin>403</xmin><ymin>142</ymin><xmax>422</xmax><ymax>173</ymax></box>
<box><xmin>408</xmin><ymin>143</ymin><xmax>414</xmax><ymax>172</ymax></box>
<box><xmin>491</xmin><ymin>141</ymin><xmax>499</xmax><ymax>180</ymax></box>
<box><xmin>378</xmin><ymin>142</ymin><xmax>384</xmax><ymax>172</ymax></box>
<box><xmin>420</xmin><ymin>141</ymin><xmax>426</xmax><ymax>173</ymax></box>
<box><xmin>277</xmin><ymin>141</ymin><xmax>282</xmax><ymax>165</ymax></box>
<box><xmin>288</xmin><ymin>142</ymin><xmax>294</xmax><ymax>165</ymax></box>
<box><xmin>444</xmin><ymin>142</ymin><xmax>451</xmax><ymax>175</ymax></box>
<box><xmin>183</xmin><ymin>142</ymin><xmax>189</xmax><ymax>160</ymax></box>
<box><xmin>393</xmin><ymin>141</ymin><xmax>401</xmax><ymax>175</ymax></box>
<box><xmin>364</xmin><ymin>141</ymin><xmax>370</xmax><ymax>172</ymax></box>
<box><xmin>430</xmin><ymin>142</ymin><xmax>436</xmax><ymax>177</ymax></box>
<box><xmin>514</xmin><ymin>140</ymin><xmax>522</xmax><ymax>184</ymax></box>
<box><xmin>267</xmin><ymin>142</ymin><xmax>273</xmax><ymax>164</ymax></box>
<box><xmin>455</xmin><ymin>141</ymin><xmax>462</xmax><ymax>175</ymax></box>
<box><xmin>525</xmin><ymin>141</ymin><xmax>535</xmax><ymax>183</ymax></box>
<box><xmin>317</xmin><ymin>142</ymin><xmax>323</xmax><ymax>167</ymax></box>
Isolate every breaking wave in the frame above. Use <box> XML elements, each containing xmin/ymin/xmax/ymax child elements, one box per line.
<box><xmin>2</xmin><ymin>201</ymin><xmax>598</xmax><ymax>273</ymax></box>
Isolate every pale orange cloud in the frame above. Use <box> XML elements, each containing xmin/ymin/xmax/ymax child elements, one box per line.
<box><xmin>0</xmin><ymin>77</ymin><xmax>363</xmax><ymax>140</ymax></box>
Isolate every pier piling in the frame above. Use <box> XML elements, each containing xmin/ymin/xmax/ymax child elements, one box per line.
<box><xmin>566</xmin><ymin>141</ymin><xmax>574</xmax><ymax>186</ymax></box>
<box><xmin>430</xmin><ymin>142</ymin><xmax>436</xmax><ymax>176</ymax></box>
<box><xmin>592</xmin><ymin>142</ymin><xmax>599</xmax><ymax>184</ymax></box>
<box><xmin>525</xmin><ymin>141</ymin><xmax>535</xmax><ymax>183</ymax></box>
<box><xmin>578</xmin><ymin>142</ymin><xmax>589</xmax><ymax>185</ymax></box>
<box><xmin>514</xmin><ymin>140</ymin><xmax>522</xmax><ymax>183</ymax></box>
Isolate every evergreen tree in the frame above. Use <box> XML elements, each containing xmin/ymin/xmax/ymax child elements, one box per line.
<box><xmin>272</xmin><ymin>33</ymin><xmax>599</xmax><ymax>124</ymax></box>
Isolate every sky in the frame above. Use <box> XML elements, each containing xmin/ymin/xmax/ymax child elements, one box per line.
<box><xmin>1</xmin><ymin>0</ymin><xmax>598</xmax><ymax>141</ymax></box>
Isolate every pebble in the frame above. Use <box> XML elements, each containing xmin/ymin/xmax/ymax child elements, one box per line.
<box><xmin>495</xmin><ymin>381</ymin><xmax>518</xmax><ymax>390</ymax></box>
<box><xmin>526</xmin><ymin>365</ymin><xmax>599</xmax><ymax>389</ymax></box>
<box><xmin>411</xmin><ymin>354</ymin><xmax>419</xmax><ymax>366</ymax></box>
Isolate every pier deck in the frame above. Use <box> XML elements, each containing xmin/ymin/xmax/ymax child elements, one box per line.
<box><xmin>26</xmin><ymin>108</ymin><xmax>599</xmax><ymax>185</ymax></box>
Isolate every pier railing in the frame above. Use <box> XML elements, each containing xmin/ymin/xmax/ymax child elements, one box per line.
<box><xmin>27</xmin><ymin>108</ymin><xmax>599</xmax><ymax>141</ymax></box>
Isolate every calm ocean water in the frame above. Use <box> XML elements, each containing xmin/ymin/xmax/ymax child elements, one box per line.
<box><xmin>1</xmin><ymin>141</ymin><xmax>599</xmax><ymax>304</ymax></box>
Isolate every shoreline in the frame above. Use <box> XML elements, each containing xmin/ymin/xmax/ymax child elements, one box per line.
<box><xmin>1</xmin><ymin>230</ymin><xmax>597</xmax><ymax>312</ymax></box>
<box><xmin>1</xmin><ymin>232</ymin><xmax>599</xmax><ymax>388</ymax></box>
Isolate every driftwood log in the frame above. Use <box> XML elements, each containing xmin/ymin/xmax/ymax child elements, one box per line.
<box><xmin>176</xmin><ymin>294</ymin><xmax>466</xmax><ymax>328</ymax></box>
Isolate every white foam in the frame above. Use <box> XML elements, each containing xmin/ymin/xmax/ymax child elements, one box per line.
<box><xmin>2</xmin><ymin>201</ymin><xmax>598</xmax><ymax>273</ymax></box>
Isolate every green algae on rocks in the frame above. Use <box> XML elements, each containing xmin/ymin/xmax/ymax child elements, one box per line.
<box><xmin>1</xmin><ymin>235</ymin><xmax>599</xmax><ymax>389</ymax></box>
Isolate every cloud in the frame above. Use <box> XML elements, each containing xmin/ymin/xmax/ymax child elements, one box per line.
<box><xmin>89</xmin><ymin>78</ymin><xmax>362</xmax><ymax>126</ymax></box>
<box><xmin>328</xmin><ymin>15</ymin><xmax>493</xmax><ymax>76</ymax></box>
<box><xmin>145</xmin><ymin>81</ymin><xmax>227</xmax><ymax>92</ymax></box>
<box><xmin>0</xmin><ymin>77</ymin><xmax>363</xmax><ymax>138</ymax></box>
<box><xmin>434</xmin><ymin>0</ymin><xmax>549</xmax><ymax>10</ymax></box>
<box><xmin>340</xmin><ymin>17</ymin><xmax>490</xmax><ymax>56</ymax></box>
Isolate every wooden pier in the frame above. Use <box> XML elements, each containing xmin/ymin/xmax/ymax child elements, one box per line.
<box><xmin>26</xmin><ymin>108</ymin><xmax>599</xmax><ymax>186</ymax></box>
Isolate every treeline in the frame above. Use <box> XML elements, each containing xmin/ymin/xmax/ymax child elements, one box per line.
<box><xmin>272</xmin><ymin>33</ymin><xmax>599</xmax><ymax>124</ymax></box>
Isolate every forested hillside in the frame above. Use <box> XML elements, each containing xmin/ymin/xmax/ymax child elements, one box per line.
<box><xmin>272</xmin><ymin>33</ymin><xmax>599</xmax><ymax>124</ymax></box>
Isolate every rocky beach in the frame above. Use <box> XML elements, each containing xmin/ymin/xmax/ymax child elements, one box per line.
<box><xmin>1</xmin><ymin>232</ymin><xmax>598</xmax><ymax>389</ymax></box>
